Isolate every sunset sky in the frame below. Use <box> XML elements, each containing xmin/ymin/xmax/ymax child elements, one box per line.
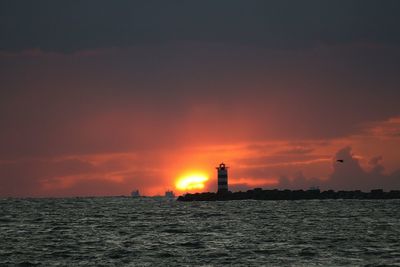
<box><xmin>1</xmin><ymin>1</ymin><xmax>400</xmax><ymax>197</ymax></box>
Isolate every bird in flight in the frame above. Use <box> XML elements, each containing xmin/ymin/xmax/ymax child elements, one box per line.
<box><xmin>336</xmin><ymin>159</ymin><xmax>344</xmax><ymax>163</ymax></box>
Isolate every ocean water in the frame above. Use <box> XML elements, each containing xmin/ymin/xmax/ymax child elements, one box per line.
<box><xmin>0</xmin><ymin>198</ymin><xmax>399</xmax><ymax>266</ymax></box>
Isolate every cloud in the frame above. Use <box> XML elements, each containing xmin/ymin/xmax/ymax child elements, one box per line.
<box><xmin>361</xmin><ymin>117</ymin><xmax>400</xmax><ymax>140</ymax></box>
<box><xmin>1</xmin><ymin>1</ymin><xmax>400</xmax><ymax>53</ymax></box>
<box><xmin>0</xmin><ymin>158</ymin><xmax>94</xmax><ymax>197</ymax></box>
<box><xmin>369</xmin><ymin>156</ymin><xmax>383</xmax><ymax>166</ymax></box>
<box><xmin>277</xmin><ymin>172</ymin><xmax>321</xmax><ymax>190</ymax></box>
<box><xmin>1</xmin><ymin>133</ymin><xmax>400</xmax><ymax>197</ymax></box>
<box><xmin>0</xmin><ymin>154</ymin><xmax>167</xmax><ymax>197</ymax></box>
<box><xmin>277</xmin><ymin>147</ymin><xmax>400</xmax><ymax>191</ymax></box>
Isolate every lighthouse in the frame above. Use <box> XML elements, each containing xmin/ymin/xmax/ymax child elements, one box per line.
<box><xmin>217</xmin><ymin>162</ymin><xmax>228</xmax><ymax>193</ymax></box>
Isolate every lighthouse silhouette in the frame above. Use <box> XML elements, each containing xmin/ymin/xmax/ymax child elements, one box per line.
<box><xmin>216</xmin><ymin>163</ymin><xmax>228</xmax><ymax>193</ymax></box>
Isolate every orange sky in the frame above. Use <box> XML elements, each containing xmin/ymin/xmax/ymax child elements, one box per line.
<box><xmin>1</xmin><ymin>114</ymin><xmax>399</xmax><ymax>197</ymax></box>
<box><xmin>1</xmin><ymin>42</ymin><xmax>400</xmax><ymax>197</ymax></box>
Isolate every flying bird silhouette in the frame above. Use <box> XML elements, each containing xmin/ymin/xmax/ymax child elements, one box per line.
<box><xmin>336</xmin><ymin>159</ymin><xmax>344</xmax><ymax>163</ymax></box>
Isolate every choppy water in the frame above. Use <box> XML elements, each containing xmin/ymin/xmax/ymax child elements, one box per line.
<box><xmin>1</xmin><ymin>198</ymin><xmax>400</xmax><ymax>266</ymax></box>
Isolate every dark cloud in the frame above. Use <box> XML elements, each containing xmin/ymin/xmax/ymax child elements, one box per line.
<box><xmin>1</xmin><ymin>1</ymin><xmax>400</xmax><ymax>52</ymax></box>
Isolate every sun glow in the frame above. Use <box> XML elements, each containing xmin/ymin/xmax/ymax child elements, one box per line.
<box><xmin>175</xmin><ymin>172</ymin><xmax>209</xmax><ymax>191</ymax></box>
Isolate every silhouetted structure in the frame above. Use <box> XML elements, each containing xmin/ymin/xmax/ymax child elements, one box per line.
<box><xmin>177</xmin><ymin>188</ymin><xmax>400</xmax><ymax>201</ymax></box>
<box><xmin>217</xmin><ymin>163</ymin><xmax>228</xmax><ymax>193</ymax></box>
<box><xmin>165</xmin><ymin>190</ymin><xmax>175</xmax><ymax>198</ymax></box>
<box><xmin>131</xmin><ymin>190</ymin><xmax>140</xmax><ymax>197</ymax></box>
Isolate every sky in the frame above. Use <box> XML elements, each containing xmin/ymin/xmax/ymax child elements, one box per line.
<box><xmin>1</xmin><ymin>1</ymin><xmax>400</xmax><ymax>197</ymax></box>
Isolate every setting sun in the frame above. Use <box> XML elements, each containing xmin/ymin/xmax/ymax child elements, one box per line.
<box><xmin>175</xmin><ymin>172</ymin><xmax>209</xmax><ymax>191</ymax></box>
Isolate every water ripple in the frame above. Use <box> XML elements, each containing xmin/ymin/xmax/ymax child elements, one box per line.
<box><xmin>0</xmin><ymin>198</ymin><xmax>399</xmax><ymax>266</ymax></box>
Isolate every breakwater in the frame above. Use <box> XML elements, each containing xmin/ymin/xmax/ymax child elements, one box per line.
<box><xmin>177</xmin><ymin>188</ymin><xmax>400</xmax><ymax>201</ymax></box>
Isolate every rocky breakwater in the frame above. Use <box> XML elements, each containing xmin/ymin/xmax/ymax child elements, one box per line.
<box><xmin>177</xmin><ymin>188</ymin><xmax>400</xmax><ymax>201</ymax></box>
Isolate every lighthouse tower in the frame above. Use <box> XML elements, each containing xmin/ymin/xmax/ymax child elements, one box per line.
<box><xmin>217</xmin><ymin>163</ymin><xmax>228</xmax><ymax>193</ymax></box>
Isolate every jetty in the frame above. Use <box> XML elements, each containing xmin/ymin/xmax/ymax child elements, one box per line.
<box><xmin>177</xmin><ymin>188</ymin><xmax>400</xmax><ymax>201</ymax></box>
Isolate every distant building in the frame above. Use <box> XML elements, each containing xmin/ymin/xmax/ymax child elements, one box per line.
<box><xmin>217</xmin><ymin>162</ymin><xmax>228</xmax><ymax>193</ymax></box>
<box><xmin>131</xmin><ymin>190</ymin><xmax>140</xmax><ymax>197</ymax></box>
<box><xmin>165</xmin><ymin>190</ymin><xmax>175</xmax><ymax>198</ymax></box>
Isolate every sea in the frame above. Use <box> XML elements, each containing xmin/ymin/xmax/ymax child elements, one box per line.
<box><xmin>0</xmin><ymin>197</ymin><xmax>399</xmax><ymax>266</ymax></box>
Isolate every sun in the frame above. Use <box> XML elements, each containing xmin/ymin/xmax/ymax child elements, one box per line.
<box><xmin>175</xmin><ymin>172</ymin><xmax>209</xmax><ymax>191</ymax></box>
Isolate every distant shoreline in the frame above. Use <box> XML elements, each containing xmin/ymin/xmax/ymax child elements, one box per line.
<box><xmin>177</xmin><ymin>188</ymin><xmax>400</xmax><ymax>201</ymax></box>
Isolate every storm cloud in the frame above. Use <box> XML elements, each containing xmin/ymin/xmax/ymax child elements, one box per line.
<box><xmin>1</xmin><ymin>1</ymin><xmax>400</xmax><ymax>52</ymax></box>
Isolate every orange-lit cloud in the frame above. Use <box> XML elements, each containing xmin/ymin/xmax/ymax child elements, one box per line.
<box><xmin>1</xmin><ymin>115</ymin><xmax>399</xmax><ymax>197</ymax></box>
